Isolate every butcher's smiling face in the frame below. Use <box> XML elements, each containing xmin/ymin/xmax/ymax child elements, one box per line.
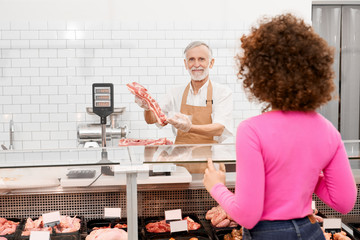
<box><xmin>184</xmin><ymin>45</ymin><xmax>214</xmax><ymax>81</ymax></box>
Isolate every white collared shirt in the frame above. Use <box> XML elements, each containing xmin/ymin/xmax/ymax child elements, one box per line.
<box><xmin>160</xmin><ymin>80</ymin><xmax>233</xmax><ymax>143</ymax></box>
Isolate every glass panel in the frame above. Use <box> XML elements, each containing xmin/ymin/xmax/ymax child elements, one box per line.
<box><xmin>128</xmin><ymin>143</ymin><xmax>236</xmax><ymax>163</ymax></box>
<box><xmin>312</xmin><ymin>5</ymin><xmax>341</xmax><ymax>130</ymax></box>
<box><xmin>0</xmin><ymin>142</ymin><xmax>358</xmax><ymax>170</ymax></box>
<box><xmin>0</xmin><ymin>147</ymin><xmax>130</xmax><ymax>168</ymax></box>
<box><xmin>341</xmin><ymin>6</ymin><xmax>360</xmax><ymax>139</ymax></box>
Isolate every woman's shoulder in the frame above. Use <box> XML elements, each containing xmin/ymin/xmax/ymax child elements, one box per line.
<box><xmin>238</xmin><ymin>110</ymin><xmax>334</xmax><ymax>127</ymax></box>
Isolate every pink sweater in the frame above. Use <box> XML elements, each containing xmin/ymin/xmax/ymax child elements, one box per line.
<box><xmin>210</xmin><ymin>111</ymin><xmax>357</xmax><ymax>229</ymax></box>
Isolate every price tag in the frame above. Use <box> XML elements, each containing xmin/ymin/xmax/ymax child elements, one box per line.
<box><xmin>170</xmin><ymin>220</ymin><xmax>188</xmax><ymax>233</ymax></box>
<box><xmin>42</xmin><ymin>211</ymin><xmax>61</xmax><ymax>227</ymax></box>
<box><xmin>165</xmin><ymin>209</ymin><xmax>182</xmax><ymax>222</ymax></box>
<box><xmin>29</xmin><ymin>231</ymin><xmax>50</xmax><ymax>240</ymax></box>
<box><xmin>323</xmin><ymin>218</ymin><xmax>342</xmax><ymax>231</ymax></box>
<box><xmin>104</xmin><ymin>208</ymin><xmax>121</xmax><ymax>218</ymax></box>
<box><xmin>311</xmin><ymin>201</ymin><xmax>316</xmax><ymax>210</ymax></box>
<box><xmin>152</xmin><ymin>164</ymin><xmax>177</xmax><ymax>173</ymax></box>
<box><xmin>341</xmin><ymin>222</ymin><xmax>353</xmax><ymax>236</ymax></box>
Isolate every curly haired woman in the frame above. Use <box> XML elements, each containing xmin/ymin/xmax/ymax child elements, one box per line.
<box><xmin>203</xmin><ymin>13</ymin><xmax>357</xmax><ymax>240</ymax></box>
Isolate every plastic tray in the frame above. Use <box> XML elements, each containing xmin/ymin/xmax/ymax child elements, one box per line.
<box><xmin>316</xmin><ymin>213</ymin><xmax>356</xmax><ymax>239</ymax></box>
<box><xmin>141</xmin><ymin>214</ymin><xmax>209</xmax><ymax>240</ymax></box>
<box><xmin>212</xmin><ymin>226</ymin><xmax>242</xmax><ymax>240</ymax></box>
<box><xmin>20</xmin><ymin>231</ymin><xmax>81</xmax><ymax>240</ymax></box>
<box><xmin>347</xmin><ymin>223</ymin><xmax>360</xmax><ymax>240</ymax></box>
<box><xmin>142</xmin><ymin>233</ymin><xmax>210</xmax><ymax>240</ymax></box>
<box><xmin>19</xmin><ymin>216</ymin><xmax>82</xmax><ymax>240</ymax></box>
<box><xmin>0</xmin><ymin>218</ymin><xmax>23</xmax><ymax>240</ymax></box>
<box><xmin>86</xmin><ymin>218</ymin><xmax>128</xmax><ymax>233</ymax></box>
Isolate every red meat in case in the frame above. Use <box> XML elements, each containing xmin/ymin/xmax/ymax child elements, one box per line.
<box><xmin>145</xmin><ymin>216</ymin><xmax>201</xmax><ymax>233</ymax></box>
<box><xmin>126</xmin><ymin>82</ymin><xmax>168</xmax><ymax>125</ymax></box>
<box><xmin>118</xmin><ymin>137</ymin><xmax>173</xmax><ymax>146</ymax></box>
<box><xmin>145</xmin><ymin>220</ymin><xmax>171</xmax><ymax>233</ymax></box>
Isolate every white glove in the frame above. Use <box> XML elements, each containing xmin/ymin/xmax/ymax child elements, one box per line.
<box><xmin>135</xmin><ymin>96</ymin><xmax>149</xmax><ymax>110</ymax></box>
<box><xmin>168</xmin><ymin>113</ymin><xmax>192</xmax><ymax>132</ymax></box>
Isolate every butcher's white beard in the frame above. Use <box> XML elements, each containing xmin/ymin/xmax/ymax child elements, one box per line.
<box><xmin>188</xmin><ymin>67</ymin><xmax>209</xmax><ymax>81</ymax></box>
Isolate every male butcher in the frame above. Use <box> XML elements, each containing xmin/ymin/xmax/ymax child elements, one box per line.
<box><xmin>137</xmin><ymin>41</ymin><xmax>233</xmax><ymax>144</ymax></box>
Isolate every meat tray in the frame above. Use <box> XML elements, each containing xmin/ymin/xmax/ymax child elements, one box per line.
<box><xmin>0</xmin><ymin>218</ymin><xmax>23</xmax><ymax>240</ymax></box>
<box><xmin>86</xmin><ymin>218</ymin><xmax>128</xmax><ymax>233</ymax></box>
<box><xmin>19</xmin><ymin>216</ymin><xmax>82</xmax><ymax>240</ymax></box>
<box><xmin>316</xmin><ymin>213</ymin><xmax>356</xmax><ymax>240</ymax></box>
<box><xmin>142</xmin><ymin>233</ymin><xmax>210</xmax><ymax>240</ymax></box>
<box><xmin>204</xmin><ymin>215</ymin><xmax>241</xmax><ymax>240</ymax></box>
<box><xmin>346</xmin><ymin>223</ymin><xmax>360</xmax><ymax>240</ymax></box>
<box><xmin>20</xmin><ymin>231</ymin><xmax>81</xmax><ymax>240</ymax></box>
<box><xmin>141</xmin><ymin>214</ymin><xmax>210</xmax><ymax>240</ymax></box>
<box><xmin>211</xmin><ymin>226</ymin><xmax>242</xmax><ymax>240</ymax></box>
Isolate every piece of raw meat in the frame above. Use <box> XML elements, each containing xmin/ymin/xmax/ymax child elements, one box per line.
<box><xmin>145</xmin><ymin>216</ymin><xmax>201</xmax><ymax>233</ymax></box>
<box><xmin>126</xmin><ymin>82</ymin><xmax>168</xmax><ymax>125</ymax></box>
<box><xmin>205</xmin><ymin>205</ymin><xmax>239</xmax><ymax>228</ymax></box>
<box><xmin>0</xmin><ymin>217</ymin><xmax>19</xmax><ymax>235</ymax></box>
<box><xmin>86</xmin><ymin>228</ymin><xmax>128</xmax><ymax>240</ymax></box>
<box><xmin>21</xmin><ymin>216</ymin><xmax>80</xmax><ymax>236</ymax></box>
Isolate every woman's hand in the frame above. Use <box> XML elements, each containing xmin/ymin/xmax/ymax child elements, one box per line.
<box><xmin>203</xmin><ymin>158</ymin><xmax>226</xmax><ymax>193</ymax></box>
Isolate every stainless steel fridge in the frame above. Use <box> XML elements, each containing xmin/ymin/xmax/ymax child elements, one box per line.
<box><xmin>312</xmin><ymin>4</ymin><xmax>360</xmax><ymax>140</ymax></box>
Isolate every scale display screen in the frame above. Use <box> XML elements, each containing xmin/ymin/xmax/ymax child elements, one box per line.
<box><xmin>92</xmin><ymin>83</ymin><xmax>114</xmax><ymax>119</ymax></box>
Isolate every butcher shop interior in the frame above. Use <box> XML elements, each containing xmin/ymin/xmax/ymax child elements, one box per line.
<box><xmin>0</xmin><ymin>0</ymin><xmax>360</xmax><ymax>239</ymax></box>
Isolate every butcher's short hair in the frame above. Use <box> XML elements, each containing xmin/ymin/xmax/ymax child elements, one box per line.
<box><xmin>184</xmin><ymin>41</ymin><xmax>213</xmax><ymax>59</ymax></box>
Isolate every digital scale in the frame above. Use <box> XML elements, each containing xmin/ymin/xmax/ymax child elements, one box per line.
<box><xmin>92</xmin><ymin>83</ymin><xmax>114</xmax><ymax>176</ymax></box>
<box><xmin>92</xmin><ymin>83</ymin><xmax>114</xmax><ymax>147</ymax></box>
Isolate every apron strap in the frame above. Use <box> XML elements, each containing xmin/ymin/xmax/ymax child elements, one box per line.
<box><xmin>180</xmin><ymin>83</ymin><xmax>191</xmax><ymax>113</ymax></box>
<box><xmin>206</xmin><ymin>80</ymin><xmax>213</xmax><ymax>107</ymax></box>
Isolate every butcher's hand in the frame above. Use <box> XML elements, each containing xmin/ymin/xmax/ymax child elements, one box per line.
<box><xmin>203</xmin><ymin>158</ymin><xmax>226</xmax><ymax>193</ymax></box>
<box><xmin>135</xmin><ymin>96</ymin><xmax>150</xmax><ymax>111</ymax></box>
<box><xmin>168</xmin><ymin>113</ymin><xmax>192</xmax><ymax>132</ymax></box>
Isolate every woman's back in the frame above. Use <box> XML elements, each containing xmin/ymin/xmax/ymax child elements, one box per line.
<box><xmin>240</xmin><ymin>111</ymin><xmax>352</xmax><ymax>221</ymax></box>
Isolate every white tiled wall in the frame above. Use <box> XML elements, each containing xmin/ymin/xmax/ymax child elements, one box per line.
<box><xmin>0</xmin><ymin>21</ymin><xmax>262</xmax><ymax>150</ymax></box>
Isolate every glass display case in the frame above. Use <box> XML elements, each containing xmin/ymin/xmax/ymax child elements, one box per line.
<box><xmin>0</xmin><ymin>142</ymin><xmax>359</xmax><ymax>239</ymax></box>
<box><xmin>0</xmin><ymin>143</ymin><xmax>236</xmax><ymax>239</ymax></box>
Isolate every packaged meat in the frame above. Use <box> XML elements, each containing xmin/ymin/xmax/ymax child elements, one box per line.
<box><xmin>126</xmin><ymin>82</ymin><xmax>168</xmax><ymax>125</ymax></box>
